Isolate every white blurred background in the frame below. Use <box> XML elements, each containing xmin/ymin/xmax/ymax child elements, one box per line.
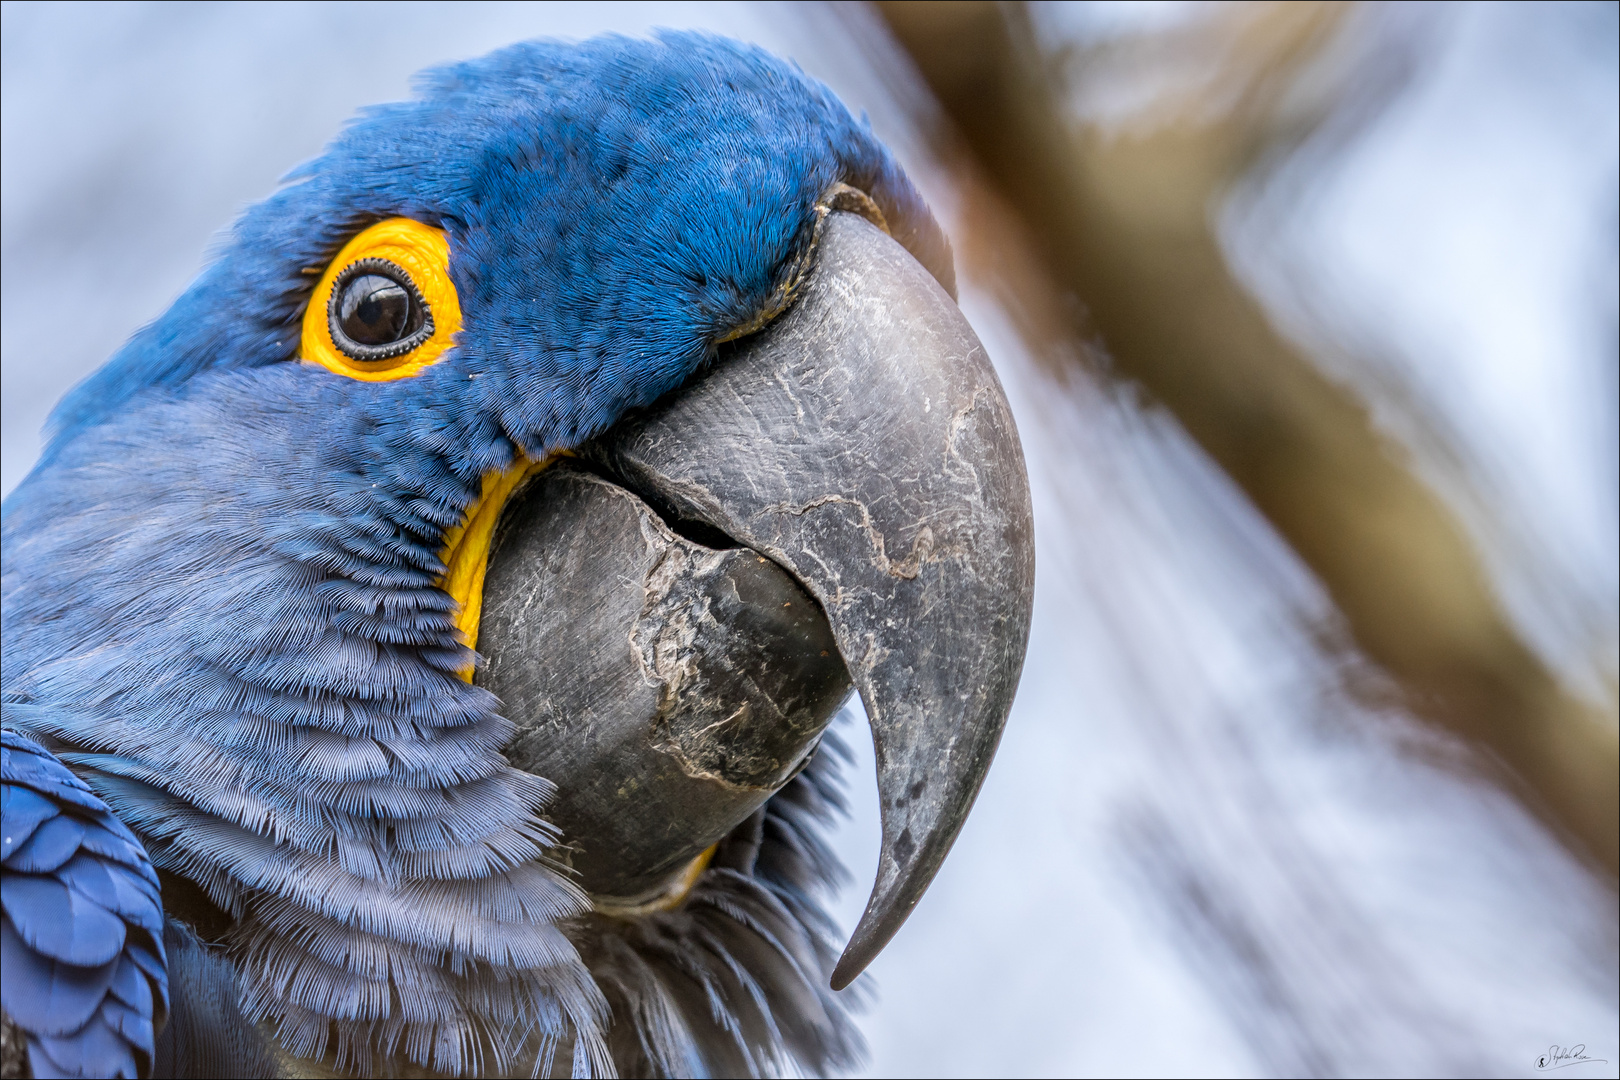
<box><xmin>3</xmin><ymin>3</ymin><xmax>1615</xmax><ymax>1076</ymax></box>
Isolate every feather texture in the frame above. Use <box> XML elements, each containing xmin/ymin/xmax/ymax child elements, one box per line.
<box><xmin>152</xmin><ymin>921</ymin><xmax>276</xmax><ymax>1079</ymax></box>
<box><xmin>1</xmin><ymin>731</ymin><xmax>169</xmax><ymax>1080</ymax></box>
<box><xmin>578</xmin><ymin>731</ymin><xmax>868</xmax><ymax>1079</ymax></box>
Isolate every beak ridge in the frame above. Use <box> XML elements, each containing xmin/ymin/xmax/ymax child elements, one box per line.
<box><xmin>589</xmin><ymin>212</ymin><xmax>1035</xmax><ymax>989</ymax></box>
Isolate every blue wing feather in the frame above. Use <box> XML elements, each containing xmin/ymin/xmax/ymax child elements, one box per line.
<box><xmin>0</xmin><ymin>907</ymin><xmax>121</xmax><ymax>1033</ymax></box>
<box><xmin>107</xmin><ymin>953</ymin><xmax>155</xmax><ymax>1017</ymax></box>
<box><xmin>1</xmin><ymin>731</ymin><xmax>169</xmax><ymax>1079</ymax></box>
<box><xmin>6</xmin><ymin>813</ymin><xmax>86</xmax><ymax>872</ymax></box>
<box><xmin>2</xmin><ymin>785</ymin><xmax>60</xmax><ymax>856</ymax></box>
<box><xmin>2</xmin><ymin>875</ymin><xmax>128</xmax><ymax>966</ymax></box>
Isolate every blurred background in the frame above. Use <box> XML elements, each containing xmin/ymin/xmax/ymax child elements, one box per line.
<box><xmin>2</xmin><ymin>2</ymin><xmax>1615</xmax><ymax>1076</ymax></box>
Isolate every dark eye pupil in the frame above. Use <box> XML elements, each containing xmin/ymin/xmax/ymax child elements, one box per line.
<box><xmin>340</xmin><ymin>274</ymin><xmax>411</xmax><ymax>344</ymax></box>
<box><xmin>327</xmin><ymin>257</ymin><xmax>434</xmax><ymax>362</ymax></box>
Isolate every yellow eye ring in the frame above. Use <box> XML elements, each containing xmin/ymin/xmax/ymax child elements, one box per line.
<box><xmin>301</xmin><ymin>218</ymin><xmax>462</xmax><ymax>381</ymax></box>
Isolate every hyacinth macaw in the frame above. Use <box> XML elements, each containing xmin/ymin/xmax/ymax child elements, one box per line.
<box><xmin>1</xmin><ymin>32</ymin><xmax>1032</xmax><ymax>1080</ymax></box>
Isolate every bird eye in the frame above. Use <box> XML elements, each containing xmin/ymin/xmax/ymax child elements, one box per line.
<box><xmin>328</xmin><ymin>259</ymin><xmax>434</xmax><ymax>360</ymax></box>
<box><xmin>301</xmin><ymin>218</ymin><xmax>462</xmax><ymax>381</ymax></box>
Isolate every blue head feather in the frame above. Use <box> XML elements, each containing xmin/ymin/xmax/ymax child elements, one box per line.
<box><xmin>2</xmin><ymin>31</ymin><xmax>946</xmax><ymax>1076</ymax></box>
<box><xmin>39</xmin><ymin>32</ymin><xmax>950</xmax><ymax>471</ymax></box>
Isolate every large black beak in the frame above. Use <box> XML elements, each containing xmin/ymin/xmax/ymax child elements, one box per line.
<box><xmin>477</xmin><ymin>212</ymin><xmax>1034</xmax><ymax>990</ymax></box>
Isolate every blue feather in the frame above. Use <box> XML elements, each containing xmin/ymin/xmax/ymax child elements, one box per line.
<box><xmin>1</xmin><ymin>916</ymin><xmax>121</xmax><ymax>1034</ymax></box>
<box><xmin>5</xmin><ymin>803</ymin><xmax>80</xmax><ymax>871</ymax></box>
<box><xmin>2</xmin><ymin>876</ymin><xmax>127</xmax><ymax>966</ymax></box>
<box><xmin>34</xmin><ymin>1014</ymin><xmax>140</xmax><ymax>1080</ymax></box>
<box><xmin>1</xmin><ymin>732</ymin><xmax>169</xmax><ymax>1078</ymax></box>
<box><xmin>153</xmin><ymin>921</ymin><xmax>276</xmax><ymax>1078</ymax></box>
<box><xmin>3</xmin><ymin>786</ymin><xmax>60</xmax><ymax>860</ymax></box>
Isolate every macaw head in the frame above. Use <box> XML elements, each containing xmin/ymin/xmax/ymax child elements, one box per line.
<box><xmin>2</xmin><ymin>31</ymin><xmax>1031</xmax><ymax>1077</ymax></box>
<box><xmin>47</xmin><ymin>33</ymin><xmax>952</xmax><ymax>458</ymax></box>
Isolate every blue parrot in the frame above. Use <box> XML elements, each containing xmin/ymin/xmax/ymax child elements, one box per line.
<box><xmin>1</xmin><ymin>32</ymin><xmax>1033</xmax><ymax>1080</ymax></box>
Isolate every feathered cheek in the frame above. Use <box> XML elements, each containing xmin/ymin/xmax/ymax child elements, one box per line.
<box><xmin>300</xmin><ymin>218</ymin><xmax>463</xmax><ymax>381</ymax></box>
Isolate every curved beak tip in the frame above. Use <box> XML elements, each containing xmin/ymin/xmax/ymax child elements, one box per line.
<box><xmin>504</xmin><ymin>211</ymin><xmax>1035</xmax><ymax>982</ymax></box>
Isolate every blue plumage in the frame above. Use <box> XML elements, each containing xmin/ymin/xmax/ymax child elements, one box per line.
<box><xmin>2</xmin><ymin>31</ymin><xmax>948</xmax><ymax>1078</ymax></box>
<box><xmin>2</xmin><ymin>731</ymin><xmax>168</xmax><ymax>1079</ymax></box>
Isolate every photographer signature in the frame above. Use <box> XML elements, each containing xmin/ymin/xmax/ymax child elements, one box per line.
<box><xmin>1536</xmin><ymin>1044</ymin><xmax>1608</xmax><ymax>1072</ymax></box>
